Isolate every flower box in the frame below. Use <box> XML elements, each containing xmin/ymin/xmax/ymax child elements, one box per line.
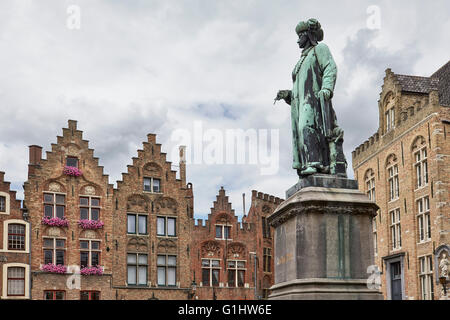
<box><xmin>42</xmin><ymin>216</ymin><xmax>69</xmax><ymax>227</ymax></box>
<box><xmin>78</xmin><ymin>219</ymin><xmax>104</xmax><ymax>230</ymax></box>
<box><xmin>80</xmin><ymin>265</ymin><xmax>103</xmax><ymax>276</ymax></box>
<box><xmin>63</xmin><ymin>166</ymin><xmax>82</xmax><ymax>177</ymax></box>
<box><xmin>40</xmin><ymin>263</ymin><xmax>67</xmax><ymax>274</ymax></box>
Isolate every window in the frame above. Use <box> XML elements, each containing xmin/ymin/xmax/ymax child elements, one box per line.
<box><xmin>80</xmin><ymin>240</ymin><xmax>101</xmax><ymax>268</ymax></box>
<box><xmin>372</xmin><ymin>217</ymin><xmax>378</xmax><ymax>255</ymax></box>
<box><xmin>414</xmin><ymin>147</ymin><xmax>428</xmax><ymax>188</ymax></box>
<box><xmin>390</xmin><ymin>209</ymin><xmax>401</xmax><ymax>250</ymax></box>
<box><xmin>44</xmin><ymin>291</ymin><xmax>65</xmax><ymax>300</ymax></box>
<box><xmin>202</xmin><ymin>259</ymin><xmax>220</xmax><ymax>287</ymax></box>
<box><xmin>127</xmin><ymin>253</ymin><xmax>148</xmax><ymax>286</ymax></box>
<box><xmin>417</xmin><ymin>196</ymin><xmax>431</xmax><ymax>242</ymax></box>
<box><xmin>388</xmin><ymin>165</ymin><xmax>399</xmax><ymax>201</ymax></box>
<box><xmin>66</xmin><ymin>157</ymin><xmax>78</xmax><ymax>168</ymax></box>
<box><xmin>385</xmin><ymin>108</ymin><xmax>395</xmax><ymax>132</ymax></box>
<box><xmin>7</xmin><ymin>267</ymin><xmax>25</xmax><ymax>296</ymax></box>
<box><xmin>0</xmin><ymin>196</ymin><xmax>5</xmax><ymax>212</ymax></box>
<box><xmin>43</xmin><ymin>238</ymin><xmax>66</xmax><ymax>265</ymax></box>
<box><xmin>262</xmin><ymin>217</ymin><xmax>271</xmax><ymax>239</ymax></box>
<box><xmin>365</xmin><ymin>172</ymin><xmax>376</xmax><ymax>201</ymax></box>
<box><xmin>80</xmin><ymin>291</ymin><xmax>100</xmax><ymax>300</ymax></box>
<box><xmin>215</xmin><ymin>225</ymin><xmax>231</xmax><ymax>240</ymax></box>
<box><xmin>227</xmin><ymin>260</ymin><xmax>245</xmax><ymax>288</ymax></box>
<box><xmin>143</xmin><ymin>177</ymin><xmax>161</xmax><ymax>193</ymax></box>
<box><xmin>43</xmin><ymin>193</ymin><xmax>65</xmax><ymax>218</ymax></box>
<box><xmin>8</xmin><ymin>224</ymin><xmax>25</xmax><ymax>251</ymax></box>
<box><xmin>157</xmin><ymin>216</ymin><xmax>176</xmax><ymax>237</ymax></box>
<box><xmin>263</xmin><ymin>248</ymin><xmax>272</xmax><ymax>272</ymax></box>
<box><xmin>80</xmin><ymin>196</ymin><xmax>100</xmax><ymax>220</ymax></box>
<box><xmin>127</xmin><ymin>214</ymin><xmax>147</xmax><ymax>235</ymax></box>
<box><xmin>419</xmin><ymin>255</ymin><xmax>434</xmax><ymax>300</ymax></box>
<box><xmin>157</xmin><ymin>255</ymin><xmax>177</xmax><ymax>286</ymax></box>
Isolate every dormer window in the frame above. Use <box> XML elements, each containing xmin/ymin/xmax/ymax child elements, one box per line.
<box><xmin>66</xmin><ymin>157</ymin><xmax>78</xmax><ymax>168</ymax></box>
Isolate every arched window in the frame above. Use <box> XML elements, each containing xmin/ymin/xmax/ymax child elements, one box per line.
<box><xmin>384</xmin><ymin>92</ymin><xmax>395</xmax><ymax>133</ymax></box>
<box><xmin>386</xmin><ymin>154</ymin><xmax>399</xmax><ymax>201</ymax></box>
<box><xmin>364</xmin><ymin>169</ymin><xmax>376</xmax><ymax>201</ymax></box>
<box><xmin>412</xmin><ymin>136</ymin><xmax>428</xmax><ymax>189</ymax></box>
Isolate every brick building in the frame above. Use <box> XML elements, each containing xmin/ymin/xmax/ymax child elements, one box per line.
<box><xmin>23</xmin><ymin>120</ymin><xmax>115</xmax><ymax>300</ymax></box>
<box><xmin>190</xmin><ymin>187</ymin><xmax>281</xmax><ymax>300</ymax></box>
<box><xmin>352</xmin><ymin>61</ymin><xmax>450</xmax><ymax>300</ymax></box>
<box><xmin>0</xmin><ymin>172</ymin><xmax>30</xmax><ymax>299</ymax></box>
<box><xmin>0</xmin><ymin>119</ymin><xmax>280</xmax><ymax>300</ymax></box>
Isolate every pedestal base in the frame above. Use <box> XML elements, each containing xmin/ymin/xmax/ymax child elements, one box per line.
<box><xmin>269</xmin><ymin>278</ymin><xmax>383</xmax><ymax>300</ymax></box>
<box><xmin>268</xmin><ymin>175</ymin><xmax>383</xmax><ymax>300</ymax></box>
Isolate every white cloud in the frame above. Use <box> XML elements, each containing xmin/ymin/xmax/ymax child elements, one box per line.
<box><xmin>0</xmin><ymin>0</ymin><xmax>448</xmax><ymax>217</ymax></box>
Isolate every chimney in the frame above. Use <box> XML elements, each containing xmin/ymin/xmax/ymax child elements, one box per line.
<box><xmin>29</xmin><ymin>145</ymin><xmax>42</xmax><ymax>165</ymax></box>
<box><xmin>179</xmin><ymin>145</ymin><xmax>186</xmax><ymax>186</ymax></box>
<box><xmin>242</xmin><ymin>193</ymin><xmax>246</xmax><ymax>216</ymax></box>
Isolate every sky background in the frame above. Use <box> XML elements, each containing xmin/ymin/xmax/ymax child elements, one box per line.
<box><xmin>0</xmin><ymin>0</ymin><xmax>449</xmax><ymax>221</ymax></box>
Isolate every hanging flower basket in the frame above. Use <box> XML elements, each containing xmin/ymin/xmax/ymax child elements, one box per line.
<box><xmin>42</xmin><ymin>216</ymin><xmax>69</xmax><ymax>227</ymax></box>
<box><xmin>63</xmin><ymin>166</ymin><xmax>82</xmax><ymax>177</ymax></box>
<box><xmin>78</xmin><ymin>219</ymin><xmax>104</xmax><ymax>230</ymax></box>
<box><xmin>40</xmin><ymin>263</ymin><xmax>67</xmax><ymax>274</ymax></box>
<box><xmin>80</xmin><ymin>265</ymin><xmax>103</xmax><ymax>276</ymax></box>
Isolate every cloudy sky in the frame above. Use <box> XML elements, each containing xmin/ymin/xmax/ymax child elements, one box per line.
<box><xmin>0</xmin><ymin>0</ymin><xmax>449</xmax><ymax>220</ymax></box>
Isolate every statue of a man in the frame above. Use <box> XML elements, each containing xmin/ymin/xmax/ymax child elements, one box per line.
<box><xmin>440</xmin><ymin>253</ymin><xmax>449</xmax><ymax>278</ymax></box>
<box><xmin>275</xmin><ymin>18</ymin><xmax>347</xmax><ymax>178</ymax></box>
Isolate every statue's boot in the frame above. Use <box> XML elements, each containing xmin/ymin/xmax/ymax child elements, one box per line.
<box><xmin>300</xmin><ymin>166</ymin><xmax>317</xmax><ymax>175</ymax></box>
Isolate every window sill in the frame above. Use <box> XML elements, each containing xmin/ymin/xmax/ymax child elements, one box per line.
<box><xmin>215</xmin><ymin>238</ymin><xmax>233</xmax><ymax>241</ymax></box>
<box><xmin>417</xmin><ymin>239</ymin><xmax>432</xmax><ymax>245</ymax></box>
<box><xmin>127</xmin><ymin>233</ymin><xmax>149</xmax><ymax>237</ymax></box>
<box><xmin>387</xmin><ymin>198</ymin><xmax>400</xmax><ymax>204</ymax></box>
<box><xmin>143</xmin><ymin>191</ymin><xmax>163</xmax><ymax>195</ymax></box>
<box><xmin>0</xmin><ymin>249</ymin><xmax>29</xmax><ymax>254</ymax></box>
<box><xmin>413</xmin><ymin>184</ymin><xmax>429</xmax><ymax>192</ymax></box>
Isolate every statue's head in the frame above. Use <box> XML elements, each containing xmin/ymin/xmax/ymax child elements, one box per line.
<box><xmin>296</xmin><ymin>18</ymin><xmax>324</xmax><ymax>48</ymax></box>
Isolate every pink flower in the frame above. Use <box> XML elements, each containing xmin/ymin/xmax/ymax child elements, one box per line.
<box><xmin>42</xmin><ymin>216</ymin><xmax>69</xmax><ymax>227</ymax></box>
<box><xmin>40</xmin><ymin>263</ymin><xmax>67</xmax><ymax>274</ymax></box>
<box><xmin>80</xmin><ymin>265</ymin><xmax>103</xmax><ymax>276</ymax></box>
<box><xmin>78</xmin><ymin>219</ymin><xmax>104</xmax><ymax>230</ymax></box>
<box><xmin>63</xmin><ymin>166</ymin><xmax>82</xmax><ymax>177</ymax></box>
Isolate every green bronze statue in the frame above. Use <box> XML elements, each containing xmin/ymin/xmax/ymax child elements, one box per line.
<box><xmin>275</xmin><ymin>18</ymin><xmax>347</xmax><ymax>178</ymax></box>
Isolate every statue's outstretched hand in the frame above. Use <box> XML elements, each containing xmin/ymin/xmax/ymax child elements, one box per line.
<box><xmin>274</xmin><ymin>90</ymin><xmax>291</xmax><ymax>105</ymax></box>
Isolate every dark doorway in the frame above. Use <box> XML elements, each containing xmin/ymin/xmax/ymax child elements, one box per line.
<box><xmin>390</xmin><ymin>261</ymin><xmax>402</xmax><ymax>300</ymax></box>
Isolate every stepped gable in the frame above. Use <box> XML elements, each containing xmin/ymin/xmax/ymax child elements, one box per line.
<box><xmin>0</xmin><ymin>171</ymin><xmax>23</xmax><ymax>212</ymax></box>
<box><xmin>115</xmin><ymin>133</ymin><xmax>188</xmax><ymax>192</ymax></box>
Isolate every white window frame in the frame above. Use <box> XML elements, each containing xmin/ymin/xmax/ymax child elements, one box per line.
<box><xmin>385</xmin><ymin>108</ymin><xmax>395</xmax><ymax>132</ymax></box>
<box><xmin>127</xmin><ymin>253</ymin><xmax>148</xmax><ymax>286</ymax></box>
<box><xmin>42</xmin><ymin>237</ymin><xmax>66</xmax><ymax>265</ymax></box>
<box><xmin>79</xmin><ymin>195</ymin><xmax>101</xmax><ymax>221</ymax></box>
<box><xmin>372</xmin><ymin>217</ymin><xmax>378</xmax><ymax>256</ymax></box>
<box><xmin>156</xmin><ymin>216</ymin><xmax>176</xmax><ymax>237</ymax></box>
<box><xmin>127</xmin><ymin>213</ymin><xmax>148</xmax><ymax>235</ymax></box>
<box><xmin>388</xmin><ymin>164</ymin><xmax>399</xmax><ymax>201</ymax></box>
<box><xmin>215</xmin><ymin>224</ymin><xmax>232</xmax><ymax>241</ymax></box>
<box><xmin>1</xmin><ymin>220</ymin><xmax>30</xmax><ymax>253</ymax></box>
<box><xmin>157</xmin><ymin>254</ymin><xmax>177</xmax><ymax>287</ymax></box>
<box><xmin>143</xmin><ymin>177</ymin><xmax>161</xmax><ymax>193</ymax></box>
<box><xmin>366</xmin><ymin>175</ymin><xmax>376</xmax><ymax>202</ymax></box>
<box><xmin>201</xmin><ymin>258</ymin><xmax>221</xmax><ymax>287</ymax></box>
<box><xmin>79</xmin><ymin>239</ymin><xmax>102</xmax><ymax>268</ymax></box>
<box><xmin>418</xmin><ymin>255</ymin><xmax>434</xmax><ymax>300</ymax></box>
<box><xmin>417</xmin><ymin>196</ymin><xmax>431</xmax><ymax>243</ymax></box>
<box><xmin>0</xmin><ymin>191</ymin><xmax>10</xmax><ymax>215</ymax></box>
<box><xmin>1</xmin><ymin>263</ymin><xmax>30</xmax><ymax>299</ymax></box>
<box><xmin>43</xmin><ymin>191</ymin><xmax>66</xmax><ymax>219</ymax></box>
<box><xmin>414</xmin><ymin>147</ymin><xmax>428</xmax><ymax>189</ymax></box>
<box><xmin>227</xmin><ymin>260</ymin><xmax>246</xmax><ymax>288</ymax></box>
<box><xmin>389</xmin><ymin>208</ymin><xmax>401</xmax><ymax>250</ymax></box>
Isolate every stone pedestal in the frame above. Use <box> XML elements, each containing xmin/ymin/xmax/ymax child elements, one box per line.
<box><xmin>267</xmin><ymin>175</ymin><xmax>383</xmax><ymax>300</ymax></box>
